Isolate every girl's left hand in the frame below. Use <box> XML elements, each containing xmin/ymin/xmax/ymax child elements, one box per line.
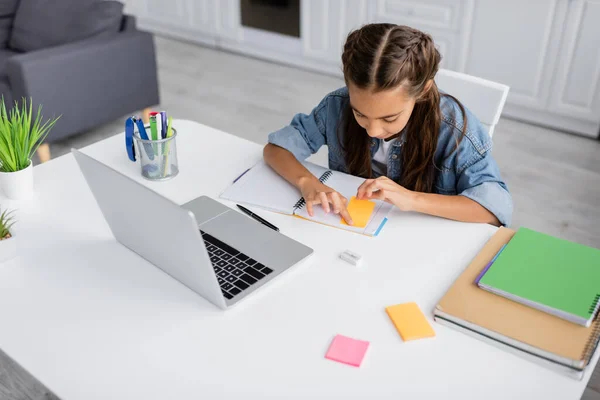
<box><xmin>356</xmin><ymin>176</ymin><xmax>417</xmax><ymax>212</ymax></box>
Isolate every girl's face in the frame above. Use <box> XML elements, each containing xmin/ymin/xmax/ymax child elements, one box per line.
<box><xmin>347</xmin><ymin>82</ymin><xmax>416</xmax><ymax>140</ymax></box>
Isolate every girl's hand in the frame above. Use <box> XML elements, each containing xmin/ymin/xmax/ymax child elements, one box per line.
<box><xmin>356</xmin><ymin>176</ymin><xmax>418</xmax><ymax>211</ymax></box>
<box><xmin>298</xmin><ymin>177</ymin><xmax>354</xmax><ymax>225</ymax></box>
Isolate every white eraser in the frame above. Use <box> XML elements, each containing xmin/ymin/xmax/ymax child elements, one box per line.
<box><xmin>340</xmin><ymin>250</ymin><xmax>362</xmax><ymax>266</ymax></box>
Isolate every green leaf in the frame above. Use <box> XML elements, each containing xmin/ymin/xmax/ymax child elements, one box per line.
<box><xmin>0</xmin><ymin>98</ymin><xmax>60</xmax><ymax>172</ymax></box>
<box><xmin>0</xmin><ymin>208</ymin><xmax>15</xmax><ymax>237</ymax></box>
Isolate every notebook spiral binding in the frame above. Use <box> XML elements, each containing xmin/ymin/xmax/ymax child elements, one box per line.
<box><xmin>319</xmin><ymin>170</ymin><xmax>333</xmax><ymax>182</ymax></box>
<box><xmin>581</xmin><ymin>294</ymin><xmax>600</xmax><ymax>364</ymax></box>
<box><xmin>292</xmin><ymin>170</ymin><xmax>334</xmax><ymax>211</ymax></box>
<box><xmin>588</xmin><ymin>294</ymin><xmax>600</xmax><ymax>315</ymax></box>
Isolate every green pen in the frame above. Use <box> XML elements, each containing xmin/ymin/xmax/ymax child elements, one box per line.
<box><xmin>166</xmin><ymin>116</ymin><xmax>173</xmax><ymax>138</ymax></box>
<box><xmin>163</xmin><ymin>117</ymin><xmax>173</xmax><ymax>157</ymax></box>
<box><xmin>150</xmin><ymin>115</ymin><xmax>158</xmax><ymax>140</ymax></box>
<box><xmin>162</xmin><ymin>115</ymin><xmax>174</xmax><ymax>177</ymax></box>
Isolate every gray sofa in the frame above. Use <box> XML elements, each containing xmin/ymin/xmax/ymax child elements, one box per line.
<box><xmin>0</xmin><ymin>0</ymin><xmax>159</xmax><ymax>145</ymax></box>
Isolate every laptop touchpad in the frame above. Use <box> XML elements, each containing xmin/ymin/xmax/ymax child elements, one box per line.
<box><xmin>182</xmin><ymin>196</ymin><xmax>229</xmax><ymax>224</ymax></box>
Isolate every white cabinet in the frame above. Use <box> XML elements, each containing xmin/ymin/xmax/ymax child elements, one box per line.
<box><xmin>124</xmin><ymin>0</ymin><xmax>218</xmax><ymax>46</ymax></box>
<box><xmin>144</xmin><ymin>0</ymin><xmax>190</xmax><ymax>23</ymax></box>
<box><xmin>220</xmin><ymin>0</ymin><xmax>371</xmax><ymax>76</ymax></box>
<box><xmin>302</xmin><ymin>0</ymin><xmax>368</xmax><ymax>64</ymax></box>
<box><xmin>189</xmin><ymin>1</ymin><xmax>219</xmax><ymax>39</ymax></box>
<box><xmin>125</xmin><ymin>0</ymin><xmax>600</xmax><ymax>138</ymax></box>
<box><xmin>366</xmin><ymin>0</ymin><xmax>475</xmax><ymax>71</ymax></box>
<box><xmin>547</xmin><ymin>0</ymin><xmax>600</xmax><ymax>130</ymax></box>
<box><xmin>464</xmin><ymin>0</ymin><xmax>600</xmax><ymax>137</ymax></box>
<box><xmin>465</xmin><ymin>0</ymin><xmax>567</xmax><ymax>110</ymax></box>
<box><xmin>215</xmin><ymin>0</ymin><xmax>242</xmax><ymax>41</ymax></box>
<box><xmin>300</xmin><ymin>0</ymin><xmax>475</xmax><ymax>73</ymax></box>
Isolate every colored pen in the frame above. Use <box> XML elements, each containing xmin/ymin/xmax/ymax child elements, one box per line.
<box><xmin>133</xmin><ymin>117</ymin><xmax>149</xmax><ymax>140</ymax></box>
<box><xmin>132</xmin><ymin>116</ymin><xmax>154</xmax><ymax>160</ymax></box>
<box><xmin>149</xmin><ymin>114</ymin><xmax>158</xmax><ymax>140</ymax></box>
<box><xmin>160</xmin><ymin>111</ymin><xmax>167</xmax><ymax>138</ymax></box>
<box><xmin>162</xmin><ymin>116</ymin><xmax>174</xmax><ymax>177</ymax></box>
<box><xmin>236</xmin><ymin>204</ymin><xmax>279</xmax><ymax>232</ymax></box>
<box><xmin>166</xmin><ymin>116</ymin><xmax>173</xmax><ymax>138</ymax></box>
<box><xmin>155</xmin><ymin>115</ymin><xmax>163</xmax><ymax>140</ymax></box>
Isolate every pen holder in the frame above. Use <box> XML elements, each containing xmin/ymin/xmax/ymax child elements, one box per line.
<box><xmin>132</xmin><ymin>126</ymin><xmax>179</xmax><ymax>181</ymax></box>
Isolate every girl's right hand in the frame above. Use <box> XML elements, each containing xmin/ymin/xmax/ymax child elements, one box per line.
<box><xmin>298</xmin><ymin>177</ymin><xmax>354</xmax><ymax>225</ymax></box>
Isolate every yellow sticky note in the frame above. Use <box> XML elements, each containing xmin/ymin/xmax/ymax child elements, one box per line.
<box><xmin>385</xmin><ymin>302</ymin><xmax>436</xmax><ymax>341</ymax></box>
<box><xmin>341</xmin><ymin>196</ymin><xmax>376</xmax><ymax>228</ymax></box>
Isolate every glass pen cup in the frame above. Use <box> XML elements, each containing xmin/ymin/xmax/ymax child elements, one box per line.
<box><xmin>133</xmin><ymin>125</ymin><xmax>179</xmax><ymax>181</ymax></box>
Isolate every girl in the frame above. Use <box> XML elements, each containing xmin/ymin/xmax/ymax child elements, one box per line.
<box><xmin>264</xmin><ymin>23</ymin><xmax>512</xmax><ymax>227</ymax></box>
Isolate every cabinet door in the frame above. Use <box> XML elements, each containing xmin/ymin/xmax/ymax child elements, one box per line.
<box><xmin>367</xmin><ymin>0</ymin><xmax>474</xmax><ymax>71</ymax></box>
<box><xmin>368</xmin><ymin>0</ymin><xmax>467</xmax><ymax>33</ymax></box>
<box><xmin>135</xmin><ymin>0</ymin><xmax>219</xmax><ymax>46</ymax></box>
<box><xmin>464</xmin><ymin>0</ymin><xmax>568</xmax><ymax>111</ymax></box>
<box><xmin>302</xmin><ymin>0</ymin><xmax>369</xmax><ymax>63</ymax></box>
<box><xmin>190</xmin><ymin>0</ymin><xmax>219</xmax><ymax>37</ymax></box>
<box><xmin>216</xmin><ymin>0</ymin><xmax>242</xmax><ymax>42</ymax></box>
<box><xmin>547</xmin><ymin>0</ymin><xmax>600</xmax><ymax>126</ymax></box>
<box><xmin>144</xmin><ymin>0</ymin><xmax>191</xmax><ymax>27</ymax></box>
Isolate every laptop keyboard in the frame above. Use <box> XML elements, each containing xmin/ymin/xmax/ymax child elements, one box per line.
<box><xmin>200</xmin><ymin>231</ymin><xmax>273</xmax><ymax>300</ymax></box>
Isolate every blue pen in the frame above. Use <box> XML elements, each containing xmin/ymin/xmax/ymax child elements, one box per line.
<box><xmin>132</xmin><ymin>116</ymin><xmax>154</xmax><ymax>160</ymax></box>
<box><xmin>160</xmin><ymin>111</ymin><xmax>167</xmax><ymax>139</ymax></box>
<box><xmin>133</xmin><ymin>117</ymin><xmax>150</xmax><ymax>140</ymax></box>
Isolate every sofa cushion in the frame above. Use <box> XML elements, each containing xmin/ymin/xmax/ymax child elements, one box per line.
<box><xmin>0</xmin><ymin>0</ymin><xmax>20</xmax><ymax>48</ymax></box>
<box><xmin>0</xmin><ymin>79</ymin><xmax>13</xmax><ymax>110</ymax></box>
<box><xmin>0</xmin><ymin>49</ymin><xmax>17</xmax><ymax>76</ymax></box>
<box><xmin>0</xmin><ymin>18</ymin><xmax>12</xmax><ymax>49</ymax></box>
<box><xmin>74</xmin><ymin>1</ymin><xmax>125</xmax><ymax>40</ymax></box>
<box><xmin>10</xmin><ymin>0</ymin><xmax>124</xmax><ymax>52</ymax></box>
<box><xmin>0</xmin><ymin>0</ymin><xmax>19</xmax><ymax>17</ymax></box>
<box><xmin>0</xmin><ymin>49</ymin><xmax>17</xmax><ymax>107</ymax></box>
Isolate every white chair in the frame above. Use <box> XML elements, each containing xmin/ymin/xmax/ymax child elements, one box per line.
<box><xmin>434</xmin><ymin>69</ymin><xmax>510</xmax><ymax>138</ymax></box>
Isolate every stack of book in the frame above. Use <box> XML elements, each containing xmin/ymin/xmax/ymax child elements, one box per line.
<box><xmin>434</xmin><ymin>227</ymin><xmax>600</xmax><ymax>379</ymax></box>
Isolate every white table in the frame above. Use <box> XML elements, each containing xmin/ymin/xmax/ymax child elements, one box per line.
<box><xmin>0</xmin><ymin>120</ymin><xmax>596</xmax><ymax>400</ymax></box>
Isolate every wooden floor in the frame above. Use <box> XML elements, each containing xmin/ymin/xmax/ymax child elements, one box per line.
<box><xmin>13</xmin><ymin>35</ymin><xmax>600</xmax><ymax>400</ymax></box>
<box><xmin>0</xmin><ymin>348</ymin><xmax>59</xmax><ymax>400</ymax></box>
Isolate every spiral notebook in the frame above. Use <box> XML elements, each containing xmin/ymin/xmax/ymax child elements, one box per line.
<box><xmin>220</xmin><ymin>161</ymin><xmax>392</xmax><ymax>236</ymax></box>
<box><xmin>478</xmin><ymin>227</ymin><xmax>600</xmax><ymax>327</ymax></box>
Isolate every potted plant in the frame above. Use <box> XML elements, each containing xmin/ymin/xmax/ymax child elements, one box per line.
<box><xmin>0</xmin><ymin>207</ymin><xmax>16</xmax><ymax>262</ymax></box>
<box><xmin>0</xmin><ymin>98</ymin><xmax>59</xmax><ymax>199</ymax></box>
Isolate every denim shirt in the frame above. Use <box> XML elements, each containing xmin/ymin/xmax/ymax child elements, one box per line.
<box><xmin>268</xmin><ymin>87</ymin><xmax>513</xmax><ymax>226</ymax></box>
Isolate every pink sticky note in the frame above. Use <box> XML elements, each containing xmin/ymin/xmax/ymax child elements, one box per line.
<box><xmin>325</xmin><ymin>334</ymin><xmax>370</xmax><ymax>367</ymax></box>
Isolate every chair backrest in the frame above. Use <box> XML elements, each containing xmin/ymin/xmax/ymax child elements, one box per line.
<box><xmin>434</xmin><ymin>69</ymin><xmax>509</xmax><ymax>138</ymax></box>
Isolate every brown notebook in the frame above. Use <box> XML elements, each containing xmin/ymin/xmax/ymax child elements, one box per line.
<box><xmin>435</xmin><ymin>227</ymin><xmax>600</xmax><ymax>369</ymax></box>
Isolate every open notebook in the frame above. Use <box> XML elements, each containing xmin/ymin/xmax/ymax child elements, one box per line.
<box><xmin>220</xmin><ymin>161</ymin><xmax>392</xmax><ymax>236</ymax></box>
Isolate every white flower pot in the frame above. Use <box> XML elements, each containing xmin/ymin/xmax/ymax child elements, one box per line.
<box><xmin>0</xmin><ymin>234</ymin><xmax>16</xmax><ymax>263</ymax></box>
<box><xmin>0</xmin><ymin>161</ymin><xmax>34</xmax><ymax>200</ymax></box>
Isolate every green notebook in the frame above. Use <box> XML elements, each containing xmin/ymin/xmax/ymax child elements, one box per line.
<box><xmin>478</xmin><ymin>227</ymin><xmax>600</xmax><ymax>327</ymax></box>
